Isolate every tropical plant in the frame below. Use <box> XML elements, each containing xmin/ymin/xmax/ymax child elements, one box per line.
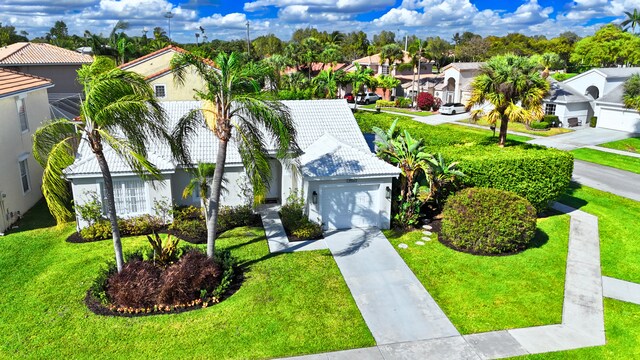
<box><xmin>531</xmin><ymin>52</ymin><xmax>564</xmax><ymax>78</ymax></box>
<box><xmin>33</xmin><ymin>61</ymin><xmax>169</xmax><ymax>272</ymax></box>
<box><xmin>312</xmin><ymin>69</ymin><xmax>337</xmax><ymax>98</ymax></box>
<box><xmin>622</xmin><ymin>9</ymin><xmax>640</xmax><ymax>34</ymax></box>
<box><xmin>467</xmin><ymin>54</ymin><xmax>549</xmax><ymax>147</ymax></box>
<box><xmin>420</xmin><ymin>153</ymin><xmax>465</xmax><ymax>210</ymax></box>
<box><xmin>181</xmin><ymin>163</ymin><xmax>220</xmax><ymax>224</ymax></box>
<box><xmin>147</xmin><ymin>232</ymin><xmax>181</xmax><ymax>267</ymax></box>
<box><xmin>350</xmin><ymin>62</ymin><xmax>374</xmax><ymax>109</ymax></box>
<box><xmin>623</xmin><ymin>73</ymin><xmax>640</xmax><ymax>110</ymax></box>
<box><xmin>170</xmin><ymin>51</ymin><xmax>298</xmax><ymax>258</ymax></box>
<box><xmin>377</xmin><ymin>74</ymin><xmax>400</xmax><ymax>100</ymax></box>
<box><xmin>380</xmin><ymin>43</ymin><xmax>404</xmax><ymax>71</ymax></box>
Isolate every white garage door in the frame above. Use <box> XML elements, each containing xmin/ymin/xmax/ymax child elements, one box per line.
<box><xmin>598</xmin><ymin>108</ymin><xmax>640</xmax><ymax>132</ymax></box>
<box><xmin>320</xmin><ymin>184</ymin><xmax>380</xmax><ymax>230</ymax></box>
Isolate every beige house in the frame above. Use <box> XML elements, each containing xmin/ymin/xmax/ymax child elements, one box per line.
<box><xmin>0</xmin><ymin>69</ymin><xmax>53</xmax><ymax>234</ymax></box>
<box><xmin>434</xmin><ymin>62</ymin><xmax>484</xmax><ymax>104</ymax></box>
<box><xmin>119</xmin><ymin>45</ymin><xmax>209</xmax><ymax>101</ymax></box>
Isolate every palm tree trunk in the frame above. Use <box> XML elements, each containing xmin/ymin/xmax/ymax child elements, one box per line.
<box><xmin>498</xmin><ymin>114</ymin><xmax>509</xmax><ymax>147</ymax></box>
<box><xmin>205</xmin><ymin>138</ymin><xmax>229</xmax><ymax>258</ymax></box>
<box><xmin>95</xmin><ymin>150</ymin><xmax>125</xmax><ymax>272</ymax></box>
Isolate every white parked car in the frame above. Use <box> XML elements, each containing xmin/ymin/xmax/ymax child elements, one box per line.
<box><xmin>439</xmin><ymin>102</ymin><xmax>467</xmax><ymax>115</ymax></box>
<box><xmin>356</xmin><ymin>92</ymin><xmax>381</xmax><ymax>105</ymax></box>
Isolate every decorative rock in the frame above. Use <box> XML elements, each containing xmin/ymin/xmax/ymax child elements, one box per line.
<box><xmin>422</xmin><ymin>237</ymin><xmax>432</xmax><ymax>241</ymax></box>
<box><xmin>398</xmin><ymin>243</ymin><xmax>409</xmax><ymax>249</ymax></box>
<box><xmin>422</xmin><ymin>224</ymin><xmax>432</xmax><ymax>230</ymax></box>
<box><xmin>423</xmin><ymin>231</ymin><xmax>432</xmax><ymax>236</ymax></box>
<box><xmin>415</xmin><ymin>241</ymin><xmax>425</xmax><ymax>246</ymax></box>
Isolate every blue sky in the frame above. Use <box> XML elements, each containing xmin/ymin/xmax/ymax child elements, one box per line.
<box><xmin>0</xmin><ymin>0</ymin><xmax>637</xmax><ymax>43</ymax></box>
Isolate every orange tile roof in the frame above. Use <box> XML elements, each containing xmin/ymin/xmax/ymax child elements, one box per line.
<box><xmin>0</xmin><ymin>42</ymin><xmax>93</xmax><ymax>65</ymax></box>
<box><xmin>119</xmin><ymin>45</ymin><xmax>216</xmax><ymax>70</ymax></box>
<box><xmin>0</xmin><ymin>68</ymin><xmax>53</xmax><ymax>98</ymax></box>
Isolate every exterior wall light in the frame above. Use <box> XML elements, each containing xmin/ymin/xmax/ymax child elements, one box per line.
<box><xmin>385</xmin><ymin>186</ymin><xmax>391</xmax><ymax>199</ymax></box>
<box><xmin>312</xmin><ymin>191</ymin><xmax>318</xmax><ymax>204</ymax></box>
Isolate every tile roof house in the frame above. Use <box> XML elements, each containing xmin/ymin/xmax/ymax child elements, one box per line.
<box><xmin>65</xmin><ymin>99</ymin><xmax>400</xmax><ymax>231</ymax></box>
<box><xmin>0</xmin><ymin>68</ymin><xmax>54</xmax><ymax>234</ymax></box>
<box><xmin>544</xmin><ymin>68</ymin><xmax>640</xmax><ymax>132</ymax></box>
<box><xmin>434</xmin><ymin>62</ymin><xmax>484</xmax><ymax>104</ymax></box>
<box><xmin>119</xmin><ymin>45</ymin><xmax>211</xmax><ymax>101</ymax></box>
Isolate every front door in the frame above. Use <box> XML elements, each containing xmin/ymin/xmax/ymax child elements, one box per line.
<box><xmin>266</xmin><ymin>159</ymin><xmax>281</xmax><ymax>203</ymax></box>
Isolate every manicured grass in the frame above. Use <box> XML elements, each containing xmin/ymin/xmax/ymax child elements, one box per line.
<box><xmin>599</xmin><ymin>136</ymin><xmax>640</xmax><ymax>153</ymax></box>
<box><xmin>360</xmin><ymin>103</ymin><xmax>433</xmax><ymax>116</ymax></box>
<box><xmin>384</xmin><ymin>213</ymin><xmax>570</xmax><ymax>334</ymax></box>
<box><xmin>522</xmin><ymin>299</ymin><xmax>640</xmax><ymax>359</ymax></box>
<box><xmin>443</xmin><ymin>123</ymin><xmax>534</xmax><ymax>142</ymax></box>
<box><xmin>0</xmin><ymin>202</ymin><xmax>374</xmax><ymax>359</ymax></box>
<box><xmin>558</xmin><ymin>184</ymin><xmax>640</xmax><ymax>283</ymax></box>
<box><xmin>458</xmin><ymin>118</ymin><xmax>573</xmax><ymax>137</ymax></box>
<box><xmin>571</xmin><ymin>148</ymin><xmax>640</xmax><ymax>175</ymax></box>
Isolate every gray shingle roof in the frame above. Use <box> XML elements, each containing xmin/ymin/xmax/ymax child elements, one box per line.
<box><xmin>596</xmin><ymin>67</ymin><xmax>640</xmax><ymax>78</ymax></box>
<box><xmin>597</xmin><ymin>83</ymin><xmax>625</xmax><ymax>104</ymax></box>
<box><xmin>298</xmin><ymin>133</ymin><xmax>400</xmax><ymax>179</ymax></box>
<box><xmin>64</xmin><ymin>99</ymin><xmax>382</xmax><ymax>178</ymax></box>
<box><xmin>546</xmin><ymin>78</ymin><xmax>590</xmax><ymax>104</ymax></box>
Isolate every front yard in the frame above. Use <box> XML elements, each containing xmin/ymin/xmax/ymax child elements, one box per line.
<box><xmin>0</xmin><ymin>202</ymin><xmax>374</xmax><ymax>359</ymax></box>
<box><xmin>359</xmin><ymin>103</ymin><xmax>433</xmax><ymax>116</ymax></box>
<box><xmin>385</xmin><ymin>212</ymin><xmax>570</xmax><ymax>334</ymax></box>
<box><xmin>571</xmin><ymin>148</ymin><xmax>640</xmax><ymax>175</ymax></box>
<box><xmin>598</xmin><ymin>136</ymin><xmax>640</xmax><ymax>153</ymax></box>
<box><xmin>458</xmin><ymin>118</ymin><xmax>574</xmax><ymax>137</ymax></box>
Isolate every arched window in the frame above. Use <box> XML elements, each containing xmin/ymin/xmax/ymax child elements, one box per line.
<box><xmin>585</xmin><ymin>85</ymin><xmax>600</xmax><ymax>100</ymax></box>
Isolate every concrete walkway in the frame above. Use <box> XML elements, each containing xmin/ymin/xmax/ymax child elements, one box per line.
<box><xmin>281</xmin><ymin>203</ymin><xmax>607</xmax><ymax>360</ymax></box>
<box><xmin>586</xmin><ymin>145</ymin><xmax>640</xmax><ymax>158</ymax></box>
<box><xmin>526</xmin><ymin>127</ymin><xmax>634</xmax><ymax>151</ymax></box>
<box><xmin>258</xmin><ymin>206</ymin><xmax>328</xmax><ymax>253</ymax></box>
<box><xmin>324</xmin><ymin>228</ymin><xmax>460</xmax><ymax>345</ymax></box>
<box><xmin>603</xmin><ymin>276</ymin><xmax>640</xmax><ymax>305</ymax></box>
<box><xmin>573</xmin><ymin>161</ymin><xmax>640</xmax><ymax>202</ymax></box>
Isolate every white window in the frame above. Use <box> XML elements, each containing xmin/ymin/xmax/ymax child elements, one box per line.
<box><xmin>545</xmin><ymin>103</ymin><xmax>556</xmax><ymax>115</ymax></box>
<box><xmin>381</xmin><ymin>65</ymin><xmax>389</xmax><ymax>75</ymax></box>
<box><xmin>100</xmin><ymin>179</ymin><xmax>148</xmax><ymax>216</ymax></box>
<box><xmin>18</xmin><ymin>158</ymin><xmax>30</xmax><ymax>193</ymax></box>
<box><xmin>16</xmin><ymin>98</ymin><xmax>28</xmax><ymax>132</ymax></box>
<box><xmin>154</xmin><ymin>84</ymin><xmax>166</xmax><ymax>98</ymax></box>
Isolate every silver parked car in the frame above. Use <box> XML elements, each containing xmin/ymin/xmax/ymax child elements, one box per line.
<box><xmin>356</xmin><ymin>92</ymin><xmax>381</xmax><ymax>105</ymax></box>
<box><xmin>439</xmin><ymin>102</ymin><xmax>466</xmax><ymax>115</ymax></box>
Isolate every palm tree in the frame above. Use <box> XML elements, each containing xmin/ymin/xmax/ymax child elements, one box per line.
<box><xmin>377</xmin><ymin>74</ymin><xmax>400</xmax><ymax>100</ymax></box>
<box><xmin>622</xmin><ymin>9</ymin><xmax>640</xmax><ymax>34</ymax></box>
<box><xmin>312</xmin><ymin>69</ymin><xmax>337</xmax><ymax>98</ymax></box>
<box><xmin>170</xmin><ymin>51</ymin><xmax>299</xmax><ymax>257</ymax></box>
<box><xmin>467</xmin><ymin>54</ymin><xmax>549</xmax><ymax>147</ymax></box>
<box><xmin>32</xmin><ymin>59</ymin><xmax>168</xmax><ymax>272</ymax></box>
<box><xmin>350</xmin><ymin>62</ymin><xmax>374</xmax><ymax>108</ymax></box>
<box><xmin>182</xmin><ymin>163</ymin><xmax>227</xmax><ymax>223</ymax></box>
<box><xmin>380</xmin><ymin>43</ymin><xmax>404</xmax><ymax>73</ymax></box>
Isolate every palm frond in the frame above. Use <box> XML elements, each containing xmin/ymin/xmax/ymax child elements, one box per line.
<box><xmin>96</xmin><ymin>129</ymin><xmax>161</xmax><ymax>179</ymax></box>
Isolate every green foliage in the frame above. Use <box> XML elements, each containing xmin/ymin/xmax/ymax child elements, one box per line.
<box><xmin>291</xmin><ymin>222</ymin><xmax>324</xmax><ymax>240</ymax></box>
<box><xmin>416</xmin><ymin>92</ymin><xmax>434</xmax><ymax>110</ymax></box>
<box><xmin>551</xmin><ymin>72</ymin><xmax>577</xmax><ymax>81</ymax></box>
<box><xmin>217</xmin><ymin>205</ymin><xmax>261</xmax><ymax>234</ymax></box>
<box><xmin>278</xmin><ymin>88</ymin><xmax>313</xmax><ymax>100</ymax></box>
<box><xmin>118</xmin><ymin>215</ymin><xmax>164</xmax><ymax>236</ymax></box>
<box><xmin>529</xmin><ymin>121</ymin><xmax>551</xmax><ymax>130</ymax></box>
<box><xmin>74</xmin><ymin>191</ymin><xmax>104</xmax><ymax>227</ymax></box>
<box><xmin>395</xmin><ymin>97</ymin><xmax>412</xmax><ymax>108</ymax></box>
<box><xmin>279</xmin><ymin>191</ymin><xmax>323</xmax><ymax>240</ymax></box>
<box><xmin>147</xmin><ymin>233</ymin><xmax>181</xmax><ymax>267</ymax></box>
<box><xmin>623</xmin><ymin>74</ymin><xmax>640</xmax><ymax>111</ymax></box>
<box><xmin>570</xmin><ymin>24</ymin><xmax>640</xmax><ymax>67</ymax></box>
<box><xmin>590</xmin><ymin>116</ymin><xmax>598</xmax><ymax>128</ymax></box>
<box><xmin>375</xmin><ymin>100</ymin><xmax>396</xmax><ymax>108</ymax></box>
<box><xmin>81</xmin><ymin>221</ymin><xmax>113</xmax><ymax>241</ymax></box>
<box><xmin>168</xmin><ymin>205</ymin><xmax>259</xmax><ymax>242</ymax></box>
<box><xmin>441</xmin><ymin>188</ymin><xmax>537</xmax><ymax>254</ymax></box>
<box><xmin>542</xmin><ymin>115</ymin><xmax>560</xmax><ymax>127</ymax></box>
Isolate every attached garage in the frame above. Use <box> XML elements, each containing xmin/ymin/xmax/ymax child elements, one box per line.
<box><xmin>596</xmin><ymin>105</ymin><xmax>640</xmax><ymax>133</ymax></box>
<box><xmin>320</xmin><ymin>184</ymin><xmax>381</xmax><ymax>230</ymax></box>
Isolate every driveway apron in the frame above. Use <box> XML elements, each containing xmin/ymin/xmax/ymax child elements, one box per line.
<box><xmin>324</xmin><ymin>228</ymin><xmax>460</xmax><ymax>345</ymax></box>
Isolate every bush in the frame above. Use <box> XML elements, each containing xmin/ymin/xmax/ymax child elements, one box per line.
<box><xmin>74</xmin><ymin>191</ymin><xmax>104</xmax><ymax>227</ymax></box>
<box><xmin>217</xmin><ymin>205</ymin><xmax>261</xmax><ymax>233</ymax></box>
<box><xmin>395</xmin><ymin>97</ymin><xmax>412</xmax><ymax>108</ymax></box>
<box><xmin>441</xmin><ymin>188</ymin><xmax>537</xmax><ymax>254</ymax></box>
<box><xmin>590</xmin><ymin>116</ymin><xmax>598</xmax><ymax>128</ymax></box>
<box><xmin>168</xmin><ymin>205</ymin><xmax>259</xmax><ymax>242</ymax></box>
<box><xmin>529</xmin><ymin>121</ymin><xmax>550</xmax><ymax>130</ymax></box>
<box><xmin>432</xmin><ymin>97</ymin><xmax>442</xmax><ymax>111</ymax></box>
<box><xmin>542</xmin><ymin>115</ymin><xmax>559</xmax><ymax>127</ymax></box>
<box><xmin>416</xmin><ymin>92</ymin><xmax>434</xmax><ymax>110</ymax></box>
<box><xmin>119</xmin><ymin>215</ymin><xmax>163</xmax><ymax>236</ymax></box>
<box><xmin>279</xmin><ymin>191</ymin><xmax>323</xmax><ymax>240</ymax></box>
<box><xmin>169</xmin><ymin>218</ymin><xmax>206</xmax><ymax>241</ymax></box>
<box><xmin>291</xmin><ymin>222</ymin><xmax>323</xmax><ymax>239</ymax></box>
<box><xmin>278</xmin><ymin>89</ymin><xmax>313</xmax><ymax>100</ymax></box>
<box><xmin>80</xmin><ymin>220</ymin><xmax>112</xmax><ymax>241</ymax></box>
<box><xmin>375</xmin><ymin>100</ymin><xmax>395</xmax><ymax>108</ymax></box>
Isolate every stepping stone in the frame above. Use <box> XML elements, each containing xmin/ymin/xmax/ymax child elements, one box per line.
<box><xmin>422</xmin><ymin>224</ymin><xmax>432</xmax><ymax>230</ymax></box>
<box><xmin>398</xmin><ymin>243</ymin><xmax>409</xmax><ymax>249</ymax></box>
<box><xmin>422</xmin><ymin>237</ymin><xmax>432</xmax><ymax>242</ymax></box>
<box><xmin>415</xmin><ymin>241</ymin><xmax>425</xmax><ymax>246</ymax></box>
<box><xmin>423</xmin><ymin>231</ymin><xmax>432</xmax><ymax>236</ymax></box>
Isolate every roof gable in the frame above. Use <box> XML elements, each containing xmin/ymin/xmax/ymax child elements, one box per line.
<box><xmin>0</xmin><ymin>42</ymin><xmax>93</xmax><ymax>65</ymax></box>
<box><xmin>119</xmin><ymin>45</ymin><xmax>216</xmax><ymax>71</ymax></box>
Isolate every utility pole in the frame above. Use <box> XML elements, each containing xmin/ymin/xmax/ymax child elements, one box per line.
<box><xmin>246</xmin><ymin>21</ymin><xmax>251</xmax><ymax>56</ymax></box>
<box><xmin>164</xmin><ymin>11</ymin><xmax>174</xmax><ymax>41</ymax></box>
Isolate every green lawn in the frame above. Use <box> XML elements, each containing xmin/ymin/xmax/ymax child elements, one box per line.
<box><xmin>443</xmin><ymin>124</ymin><xmax>534</xmax><ymax>142</ymax></box>
<box><xmin>384</xmin><ymin>213</ymin><xmax>570</xmax><ymax>334</ymax></box>
<box><xmin>558</xmin><ymin>184</ymin><xmax>640</xmax><ymax>283</ymax></box>
<box><xmin>598</xmin><ymin>136</ymin><xmax>640</xmax><ymax>153</ymax></box>
<box><xmin>360</xmin><ymin>103</ymin><xmax>433</xmax><ymax>116</ymax></box>
<box><xmin>458</xmin><ymin>118</ymin><xmax>573</xmax><ymax>137</ymax></box>
<box><xmin>521</xmin><ymin>299</ymin><xmax>640</xmax><ymax>359</ymax></box>
<box><xmin>571</xmin><ymin>148</ymin><xmax>640</xmax><ymax>175</ymax></box>
<box><xmin>0</xmin><ymin>202</ymin><xmax>374</xmax><ymax>359</ymax></box>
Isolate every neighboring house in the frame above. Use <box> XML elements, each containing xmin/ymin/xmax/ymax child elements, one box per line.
<box><xmin>402</xmin><ymin>74</ymin><xmax>444</xmax><ymax>99</ymax></box>
<box><xmin>0</xmin><ymin>69</ymin><xmax>54</xmax><ymax>234</ymax></box>
<box><xmin>544</xmin><ymin>68</ymin><xmax>640</xmax><ymax>132</ymax></box>
<box><xmin>119</xmin><ymin>45</ymin><xmax>209</xmax><ymax>101</ymax></box>
<box><xmin>65</xmin><ymin>100</ymin><xmax>400</xmax><ymax>231</ymax></box>
<box><xmin>345</xmin><ymin>51</ymin><xmax>433</xmax><ymax>98</ymax></box>
<box><xmin>283</xmin><ymin>62</ymin><xmax>348</xmax><ymax>77</ymax></box>
<box><xmin>0</xmin><ymin>42</ymin><xmax>93</xmax><ymax>119</ymax></box>
<box><xmin>434</xmin><ymin>62</ymin><xmax>484</xmax><ymax>104</ymax></box>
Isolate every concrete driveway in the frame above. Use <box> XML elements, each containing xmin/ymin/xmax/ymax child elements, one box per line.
<box><xmin>527</xmin><ymin>127</ymin><xmax>635</xmax><ymax>150</ymax></box>
<box><xmin>324</xmin><ymin>228</ymin><xmax>459</xmax><ymax>345</ymax></box>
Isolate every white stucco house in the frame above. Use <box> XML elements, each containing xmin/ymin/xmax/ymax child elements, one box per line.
<box><xmin>434</xmin><ymin>62</ymin><xmax>484</xmax><ymax>104</ymax></box>
<box><xmin>65</xmin><ymin>99</ymin><xmax>400</xmax><ymax>231</ymax></box>
<box><xmin>544</xmin><ymin>68</ymin><xmax>640</xmax><ymax>132</ymax></box>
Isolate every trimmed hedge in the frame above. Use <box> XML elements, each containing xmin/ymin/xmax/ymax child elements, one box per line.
<box><xmin>376</xmin><ymin>100</ymin><xmax>395</xmax><ymax>108</ymax></box>
<box><xmin>543</xmin><ymin>115</ymin><xmax>560</xmax><ymax>127</ymax></box>
<box><xmin>590</xmin><ymin>116</ymin><xmax>598</xmax><ymax>128</ymax></box>
<box><xmin>441</xmin><ymin>188</ymin><xmax>537</xmax><ymax>254</ymax></box>
<box><xmin>529</xmin><ymin>121</ymin><xmax>550</xmax><ymax>130</ymax></box>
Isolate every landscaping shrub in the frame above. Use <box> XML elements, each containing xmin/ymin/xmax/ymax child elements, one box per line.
<box><xmin>217</xmin><ymin>205</ymin><xmax>261</xmax><ymax>233</ymax></box>
<box><xmin>157</xmin><ymin>250</ymin><xmax>221</xmax><ymax>305</ymax></box>
<box><xmin>375</xmin><ymin>100</ymin><xmax>395</xmax><ymax>108</ymax></box>
<box><xmin>119</xmin><ymin>215</ymin><xmax>164</xmax><ymax>236</ymax></box>
<box><xmin>80</xmin><ymin>220</ymin><xmax>112</xmax><ymax>241</ymax></box>
<box><xmin>74</xmin><ymin>191</ymin><xmax>104</xmax><ymax>227</ymax></box>
<box><xmin>417</xmin><ymin>92</ymin><xmax>435</xmax><ymax>110</ymax></box>
<box><xmin>590</xmin><ymin>116</ymin><xmax>598</xmax><ymax>128</ymax></box>
<box><xmin>168</xmin><ymin>205</ymin><xmax>260</xmax><ymax>242</ymax></box>
<box><xmin>441</xmin><ymin>188</ymin><xmax>537</xmax><ymax>254</ymax></box>
<box><xmin>106</xmin><ymin>260</ymin><xmax>162</xmax><ymax>308</ymax></box>
<box><xmin>432</xmin><ymin>97</ymin><xmax>442</xmax><ymax>111</ymax></box>
<box><xmin>542</xmin><ymin>115</ymin><xmax>560</xmax><ymax>127</ymax></box>
<box><xmin>279</xmin><ymin>192</ymin><xmax>323</xmax><ymax>240</ymax></box>
<box><xmin>529</xmin><ymin>121</ymin><xmax>551</xmax><ymax>130</ymax></box>
<box><xmin>395</xmin><ymin>97</ymin><xmax>412</xmax><ymax>108</ymax></box>
<box><xmin>291</xmin><ymin>222</ymin><xmax>323</xmax><ymax>239</ymax></box>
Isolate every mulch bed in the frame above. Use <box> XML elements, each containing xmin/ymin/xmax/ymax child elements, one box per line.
<box><xmin>85</xmin><ymin>267</ymin><xmax>244</xmax><ymax>318</ymax></box>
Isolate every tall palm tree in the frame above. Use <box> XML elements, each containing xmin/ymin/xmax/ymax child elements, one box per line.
<box><xmin>32</xmin><ymin>59</ymin><xmax>168</xmax><ymax>272</ymax></box>
<box><xmin>350</xmin><ymin>62</ymin><xmax>374</xmax><ymax>108</ymax></box>
<box><xmin>380</xmin><ymin>43</ymin><xmax>404</xmax><ymax>73</ymax></box>
<box><xmin>170</xmin><ymin>51</ymin><xmax>299</xmax><ymax>257</ymax></box>
<box><xmin>377</xmin><ymin>74</ymin><xmax>400</xmax><ymax>100</ymax></box>
<box><xmin>467</xmin><ymin>54</ymin><xmax>549</xmax><ymax>147</ymax></box>
<box><xmin>622</xmin><ymin>9</ymin><xmax>640</xmax><ymax>34</ymax></box>
<box><xmin>312</xmin><ymin>69</ymin><xmax>338</xmax><ymax>98</ymax></box>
